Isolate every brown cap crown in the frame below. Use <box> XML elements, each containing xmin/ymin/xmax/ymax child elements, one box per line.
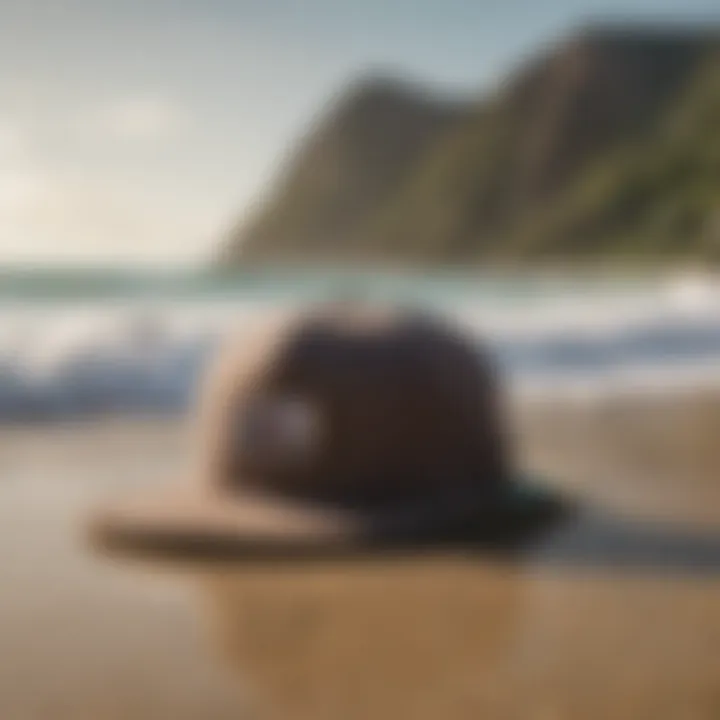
<box><xmin>194</xmin><ymin>302</ymin><xmax>509</xmax><ymax>509</ymax></box>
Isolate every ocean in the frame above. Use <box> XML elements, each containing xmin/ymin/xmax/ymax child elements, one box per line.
<box><xmin>1</xmin><ymin>266</ymin><xmax>720</xmax><ymax>420</ymax></box>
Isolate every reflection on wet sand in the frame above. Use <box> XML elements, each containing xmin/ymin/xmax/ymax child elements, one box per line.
<box><xmin>185</xmin><ymin>507</ymin><xmax>720</xmax><ymax>720</ymax></box>
<box><xmin>197</xmin><ymin>560</ymin><xmax>525</xmax><ymax>720</ymax></box>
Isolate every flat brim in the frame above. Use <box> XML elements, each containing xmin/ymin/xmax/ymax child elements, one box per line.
<box><xmin>88</xmin><ymin>478</ymin><xmax>569</xmax><ymax>558</ymax></box>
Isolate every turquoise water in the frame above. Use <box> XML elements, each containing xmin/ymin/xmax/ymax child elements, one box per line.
<box><xmin>0</xmin><ymin>265</ymin><xmax>656</xmax><ymax>304</ymax></box>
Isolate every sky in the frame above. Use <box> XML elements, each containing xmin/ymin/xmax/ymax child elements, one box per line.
<box><xmin>0</xmin><ymin>0</ymin><xmax>718</xmax><ymax>266</ymax></box>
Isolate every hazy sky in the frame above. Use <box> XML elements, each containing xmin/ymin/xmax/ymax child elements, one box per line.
<box><xmin>0</xmin><ymin>0</ymin><xmax>718</xmax><ymax>265</ymax></box>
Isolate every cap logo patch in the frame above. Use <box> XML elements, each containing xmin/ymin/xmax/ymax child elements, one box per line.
<box><xmin>237</xmin><ymin>396</ymin><xmax>322</xmax><ymax>467</ymax></box>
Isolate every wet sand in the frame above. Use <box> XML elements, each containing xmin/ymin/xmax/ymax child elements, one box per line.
<box><xmin>2</xmin><ymin>396</ymin><xmax>720</xmax><ymax>720</ymax></box>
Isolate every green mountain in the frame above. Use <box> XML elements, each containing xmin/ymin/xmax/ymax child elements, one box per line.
<box><xmin>222</xmin><ymin>25</ymin><xmax>720</xmax><ymax>267</ymax></box>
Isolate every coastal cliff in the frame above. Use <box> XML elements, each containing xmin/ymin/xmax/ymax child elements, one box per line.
<box><xmin>222</xmin><ymin>26</ymin><xmax>720</xmax><ymax>266</ymax></box>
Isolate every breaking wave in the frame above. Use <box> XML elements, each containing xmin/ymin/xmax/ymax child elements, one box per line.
<box><xmin>0</xmin><ymin>270</ymin><xmax>719</xmax><ymax>420</ymax></box>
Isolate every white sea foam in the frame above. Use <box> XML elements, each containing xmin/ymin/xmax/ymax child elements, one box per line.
<box><xmin>1</xmin><ymin>274</ymin><xmax>719</xmax><ymax>419</ymax></box>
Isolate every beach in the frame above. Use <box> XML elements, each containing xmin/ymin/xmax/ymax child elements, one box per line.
<box><xmin>3</xmin><ymin>3</ymin><xmax>720</xmax><ymax>716</ymax></box>
<box><xmin>2</xmin><ymin>391</ymin><xmax>720</xmax><ymax>720</ymax></box>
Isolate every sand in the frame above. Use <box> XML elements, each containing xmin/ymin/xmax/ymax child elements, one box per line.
<box><xmin>2</xmin><ymin>394</ymin><xmax>720</xmax><ymax>720</ymax></box>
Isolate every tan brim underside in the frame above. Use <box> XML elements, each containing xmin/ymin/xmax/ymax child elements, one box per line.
<box><xmin>89</xmin><ymin>486</ymin><xmax>365</xmax><ymax>555</ymax></box>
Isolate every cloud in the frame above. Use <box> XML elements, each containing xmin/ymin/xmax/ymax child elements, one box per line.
<box><xmin>0</xmin><ymin>110</ymin><xmax>212</xmax><ymax>264</ymax></box>
<box><xmin>91</xmin><ymin>94</ymin><xmax>188</xmax><ymax>140</ymax></box>
<box><xmin>0</xmin><ymin>118</ymin><xmax>27</xmax><ymax>158</ymax></box>
<box><xmin>0</xmin><ymin>169</ymin><xmax>47</xmax><ymax>217</ymax></box>
<box><xmin>0</xmin><ymin>115</ymin><xmax>131</xmax><ymax>260</ymax></box>
<box><xmin>0</xmin><ymin>116</ymin><xmax>48</xmax><ymax>217</ymax></box>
